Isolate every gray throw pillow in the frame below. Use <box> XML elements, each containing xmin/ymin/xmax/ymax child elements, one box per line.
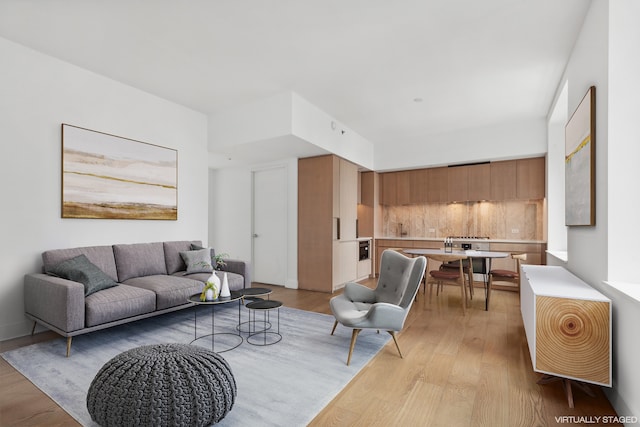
<box><xmin>49</xmin><ymin>254</ymin><xmax>118</xmax><ymax>296</ymax></box>
<box><xmin>180</xmin><ymin>248</ymin><xmax>214</xmax><ymax>274</ymax></box>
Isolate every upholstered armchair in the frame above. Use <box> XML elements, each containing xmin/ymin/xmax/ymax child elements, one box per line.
<box><xmin>329</xmin><ymin>249</ymin><xmax>426</xmax><ymax>365</ymax></box>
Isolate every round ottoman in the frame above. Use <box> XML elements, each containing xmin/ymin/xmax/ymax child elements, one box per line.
<box><xmin>87</xmin><ymin>343</ymin><xmax>236</xmax><ymax>427</ymax></box>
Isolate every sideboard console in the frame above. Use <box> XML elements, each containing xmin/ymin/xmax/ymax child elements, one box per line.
<box><xmin>520</xmin><ymin>265</ymin><xmax>611</xmax><ymax>407</ymax></box>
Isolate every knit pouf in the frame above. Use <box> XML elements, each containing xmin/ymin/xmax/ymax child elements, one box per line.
<box><xmin>87</xmin><ymin>343</ymin><xmax>236</xmax><ymax>427</ymax></box>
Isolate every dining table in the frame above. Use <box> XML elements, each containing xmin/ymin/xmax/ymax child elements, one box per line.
<box><xmin>402</xmin><ymin>248</ymin><xmax>510</xmax><ymax>311</ymax></box>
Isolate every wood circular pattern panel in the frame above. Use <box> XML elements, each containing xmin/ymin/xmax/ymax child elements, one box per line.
<box><xmin>535</xmin><ymin>296</ymin><xmax>610</xmax><ymax>385</ymax></box>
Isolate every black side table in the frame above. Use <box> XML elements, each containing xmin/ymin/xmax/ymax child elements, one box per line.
<box><xmin>187</xmin><ymin>291</ymin><xmax>243</xmax><ymax>352</ymax></box>
<box><xmin>237</xmin><ymin>287</ymin><xmax>273</xmax><ymax>333</ymax></box>
<box><xmin>246</xmin><ymin>300</ymin><xmax>282</xmax><ymax>346</ymax></box>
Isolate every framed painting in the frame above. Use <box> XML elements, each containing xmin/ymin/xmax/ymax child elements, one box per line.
<box><xmin>565</xmin><ymin>86</ymin><xmax>595</xmax><ymax>226</ymax></box>
<box><xmin>61</xmin><ymin>124</ymin><xmax>178</xmax><ymax>220</ymax></box>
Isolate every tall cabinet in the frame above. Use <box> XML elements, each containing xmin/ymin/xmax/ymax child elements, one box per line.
<box><xmin>298</xmin><ymin>155</ymin><xmax>359</xmax><ymax>292</ymax></box>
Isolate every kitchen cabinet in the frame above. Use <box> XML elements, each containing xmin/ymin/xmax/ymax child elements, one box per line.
<box><xmin>467</xmin><ymin>163</ymin><xmax>491</xmax><ymax>201</ymax></box>
<box><xmin>379</xmin><ymin>172</ymin><xmax>397</xmax><ymax>205</ymax></box>
<box><xmin>379</xmin><ymin>157</ymin><xmax>544</xmax><ymax>205</ymax></box>
<box><xmin>410</xmin><ymin>169</ymin><xmax>429</xmax><ymax>203</ymax></box>
<box><xmin>298</xmin><ymin>155</ymin><xmax>360</xmax><ymax>292</ymax></box>
<box><xmin>380</xmin><ymin>171</ymin><xmax>410</xmax><ymax>205</ymax></box>
<box><xmin>490</xmin><ymin>160</ymin><xmax>517</xmax><ymax>200</ymax></box>
<box><xmin>427</xmin><ymin>167</ymin><xmax>449</xmax><ymax>203</ymax></box>
<box><xmin>517</xmin><ymin>157</ymin><xmax>545</xmax><ymax>200</ymax></box>
<box><xmin>447</xmin><ymin>166</ymin><xmax>468</xmax><ymax>202</ymax></box>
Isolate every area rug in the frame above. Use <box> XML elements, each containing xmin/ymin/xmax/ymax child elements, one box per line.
<box><xmin>2</xmin><ymin>305</ymin><xmax>390</xmax><ymax>426</ymax></box>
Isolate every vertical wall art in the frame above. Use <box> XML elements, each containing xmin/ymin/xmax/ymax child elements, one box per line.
<box><xmin>565</xmin><ymin>86</ymin><xmax>595</xmax><ymax>226</ymax></box>
<box><xmin>61</xmin><ymin>124</ymin><xmax>178</xmax><ymax>220</ymax></box>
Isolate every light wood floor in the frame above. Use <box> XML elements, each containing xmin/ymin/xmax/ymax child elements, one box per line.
<box><xmin>0</xmin><ymin>281</ymin><xmax>620</xmax><ymax>426</ymax></box>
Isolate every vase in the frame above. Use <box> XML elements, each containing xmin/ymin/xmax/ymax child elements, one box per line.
<box><xmin>205</xmin><ymin>272</ymin><xmax>221</xmax><ymax>301</ymax></box>
<box><xmin>220</xmin><ymin>273</ymin><xmax>231</xmax><ymax>298</ymax></box>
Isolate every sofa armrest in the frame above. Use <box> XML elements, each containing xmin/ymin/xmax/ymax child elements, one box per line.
<box><xmin>24</xmin><ymin>273</ymin><xmax>85</xmax><ymax>333</ymax></box>
<box><xmin>220</xmin><ymin>259</ymin><xmax>251</xmax><ymax>289</ymax></box>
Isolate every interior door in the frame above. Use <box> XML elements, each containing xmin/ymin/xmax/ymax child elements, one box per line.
<box><xmin>252</xmin><ymin>166</ymin><xmax>287</xmax><ymax>285</ymax></box>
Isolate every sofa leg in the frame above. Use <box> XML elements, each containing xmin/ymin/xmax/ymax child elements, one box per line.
<box><xmin>66</xmin><ymin>337</ymin><xmax>72</xmax><ymax>358</ymax></box>
<box><xmin>31</xmin><ymin>321</ymin><xmax>37</xmax><ymax>336</ymax></box>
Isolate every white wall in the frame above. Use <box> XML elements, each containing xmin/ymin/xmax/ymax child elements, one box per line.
<box><xmin>374</xmin><ymin>118</ymin><xmax>547</xmax><ymax>171</ymax></box>
<box><xmin>209</xmin><ymin>158</ymin><xmax>298</xmax><ymax>289</ymax></box>
<box><xmin>548</xmin><ymin>0</ymin><xmax>640</xmax><ymax>419</ymax></box>
<box><xmin>0</xmin><ymin>38</ymin><xmax>209</xmax><ymax>340</ymax></box>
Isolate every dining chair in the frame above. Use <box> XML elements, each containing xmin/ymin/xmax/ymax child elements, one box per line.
<box><xmin>438</xmin><ymin>258</ymin><xmax>475</xmax><ymax>299</ymax></box>
<box><xmin>487</xmin><ymin>252</ymin><xmax>527</xmax><ymax>309</ymax></box>
<box><xmin>425</xmin><ymin>254</ymin><xmax>470</xmax><ymax>315</ymax></box>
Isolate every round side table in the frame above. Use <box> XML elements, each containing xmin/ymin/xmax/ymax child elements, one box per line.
<box><xmin>188</xmin><ymin>291</ymin><xmax>243</xmax><ymax>352</ymax></box>
<box><xmin>246</xmin><ymin>300</ymin><xmax>283</xmax><ymax>346</ymax></box>
<box><xmin>237</xmin><ymin>287</ymin><xmax>273</xmax><ymax>333</ymax></box>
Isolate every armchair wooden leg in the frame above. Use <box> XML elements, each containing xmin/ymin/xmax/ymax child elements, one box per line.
<box><xmin>31</xmin><ymin>321</ymin><xmax>37</xmax><ymax>336</ymax></box>
<box><xmin>66</xmin><ymin>337</ymin><xmax>72</xmax><ymax>358</ymax></box>
<box><xmin>331</xmin><ymin>320</ymin><xmax>338</xmax><ymax>335</ymax></box>
<box><xmin>347</xmin><ymin>329</ymin><xmax>361</xmax><ymax>366</ymax></box>
<box><xmin>388</xmin><ymin>331</ymin><xmax>403</xmax><ymax>359</ymax></box>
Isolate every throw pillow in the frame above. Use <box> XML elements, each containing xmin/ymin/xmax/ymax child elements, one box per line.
<box><xmin>191</xmin><ymin>243</ymin><xmax>216</xmax><ymax>268</ymax></box>
<box><xmin>49</xmin><ymin>254</ymin><xmax>119</xmax><ymax>297</ymax></box>
<box><xmin>180</xmin><ymin>248</ymin><xmax>214</xmax><ymax>274</ymax></box>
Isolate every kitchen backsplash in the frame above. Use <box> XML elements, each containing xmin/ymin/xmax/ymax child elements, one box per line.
<box><xmin>381</xmin><ymin>200</ymin><xmax>544</xmax><ymax>240</ymax></box>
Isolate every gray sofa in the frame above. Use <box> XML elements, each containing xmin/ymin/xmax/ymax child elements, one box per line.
<box><xmin>24</xmin><ymin>240</ymin><xmax>250</xmax><ymax>356</ymax></box>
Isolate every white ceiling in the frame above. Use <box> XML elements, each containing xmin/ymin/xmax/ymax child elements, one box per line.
<box><xmin>0</xmin><ymin>0</ymin><xmax>590</xmax><ymax>166</ymax></box>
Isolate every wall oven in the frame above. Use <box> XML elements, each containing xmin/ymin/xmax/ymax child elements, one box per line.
<box><xmin>359</xmin><ymin>240</ymin><xmax>370</xmax><ymax>261</ymax></box>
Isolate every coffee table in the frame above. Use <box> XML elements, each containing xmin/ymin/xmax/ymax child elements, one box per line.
<box><xmin>188</xmin><ymin>291</ymin><xmax>243</xmax><ymax>353</ymax></box>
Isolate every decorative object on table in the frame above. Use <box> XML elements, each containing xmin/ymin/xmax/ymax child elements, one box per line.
<box><xmin>61</xmin><ymin>124</ymin><xmax>177</xmax><ymax>220</ymax></box>
<box><xmin>444</xmin><ymin>237</ymin><xmax>453</xmax><ymax>253</ymax></box>
<box><xmin>220</xmin><ymin>272</ymin><xmax>231</xmax><ymax>298</ymax></box>
<box><xmin>565</xmin><ymin>86</ymin><xmax>596</xmax><ymax>226</ymax></box>
<box><xmin>86</xmin><ymin>343</ymin><xmax>236</xmax><ymax>427</ymax></box>
<box><xmin>201</xmin><ymin>272</ymin><xmax>221</xmax><ymax>301</ymax></box>
<box><xmin>214</xmin><ymin>252</ymin><xmax>229</xmax><ymax>270</ymax></box>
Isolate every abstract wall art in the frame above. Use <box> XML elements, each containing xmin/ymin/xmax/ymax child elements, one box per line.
<box><xmin>565</xmin><ymin>86</ymin><xmax>595</xmax><ymax>226</ymax></box>
<box><xmin>61</xmin><ymin>124</ymin><xmax>178</xmax><ymax>220</ymax></box>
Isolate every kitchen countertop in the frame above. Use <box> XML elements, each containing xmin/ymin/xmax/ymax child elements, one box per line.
<box><xmin>376</xmin><ymin>237</ymin><xmax>546</xmax><ymax>244</ymax></box>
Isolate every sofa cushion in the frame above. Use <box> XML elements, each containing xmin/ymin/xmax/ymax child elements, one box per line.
<box><xmin>163</xmin><ymin>240</ymin><xmax>202</xmax><ymax>275</ymax></box>
<box><xmin>48</xmin><ymin>254</ymin><xmax>119</xmax><ymax>297</ymax></box>
<box><xmin>123</xmin><ymin>275</ymin><xmax>203</xmax><ymax>310</ymax></box>
<box><xmin>85</xmin><ymin>284</ymin><xmax>156</xmax><ymax>327</ymax></box>
<box><xmin>113</xmin><ymin>242</ymin><xmax>167</xmax><ymax>282</ymax></box>
<box><xmin>42</xmin><ymin>245</ymin><xmax>118</xmax><ymax>282</ymax></box>
<box><xmin>174</xmin><ymin>271</ymin><xmax>245</xmax><ymax>292</ymax></box>
<box><xmin>179</xmin><ymin>248</ymin><xmax>214</xmax><ymax>274</ymax></box>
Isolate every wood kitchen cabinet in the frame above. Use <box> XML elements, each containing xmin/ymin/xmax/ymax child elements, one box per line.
<box><xmin>380</xmin><ymin>170</ymin><xmax>410</xmax><ymax>205</ymax></box>
<box><xmin>410</xmin><ymin>169</ymin><xmax>429</xmax><ymax>203</ymax></box>
<box><xmin>379</xmin><ymin>157</ymin><xmax>544</xmax><ymax>205</ymax></box>
<box><xmin>427</xmin><ymin>167</ymin><xmax>449</xmax><ymax>203</ymax></box>
<box><xmin>467</xmin><ymin>163</ymin><xmax>491</xmax><ymax>201</ymax></box>
<box><xmin>298</xmin><ymin>154</ymin><xmax>360</xmax><ymax>292</ymax></box>
<box><xmin>516</xmin><ymin>157</ymin><xmax>545</xmax><ymax>200</ymax></box>
<box><xmin>490</xmin><ymin>160</ymin><xmax>517</xmax><ymax>200</ymax></box>
<box><xmin>447</xmin><ymin>166</ymin><xmax>468</xmax><ymax>202</ymax></box>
